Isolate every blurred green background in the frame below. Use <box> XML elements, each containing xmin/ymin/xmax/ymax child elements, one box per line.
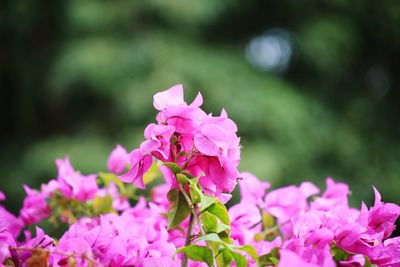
<box><xmin>1</xmin><ymin>0</ymin><xmax>399</xmax><ymax>221</ymax></box>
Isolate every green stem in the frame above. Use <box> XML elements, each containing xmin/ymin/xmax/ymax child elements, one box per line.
<box><xmin>178</xmin><ymin>183</ymin><xmax>217</xmax><ymax>267</ymax></box>
<box><xmin>181</xmin><ymin>212</ymin><xmax>194</xmax><ymax>267</ymax></box>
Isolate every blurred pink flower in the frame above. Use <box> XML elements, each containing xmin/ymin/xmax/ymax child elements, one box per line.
<box><xmin>107</xmin><ymin>144</ymin><xmax>130</xmax><ymax>174</ymax></box>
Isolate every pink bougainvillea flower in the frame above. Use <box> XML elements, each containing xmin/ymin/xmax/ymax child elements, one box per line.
<box><xmin>293</xmin><ymin>210</ymin><xmax>334</xmax><ymax>249</ymax></box>
<box><xmin>196</xmin><ymin>156</ymin><xmax>238</xmax><ymax>196</ymax></box>
<box><xmin>367</xmin><ymin>187</ymin><xmax>400</xmax><ymax>239</ymax></box>
<box><xmin>120</xmin><ymin>149</ymin><xmax>152</xmax><ymax>189</ymax></box>
<box><xmin>238</xmin><ymin>172</ymin><xmax>270</xmax><ymax>205</ymax></box>
<box><xmin>153</xmin><ymin>84</ymin><xmax>203</xmax><ymax>111</ymax></box>
<box><xmin>194</xmin><ymin>109</ymin><xmax>240</xmax><ymax>164</ymax></box>
<box><xmin>153</xmin><ymin>84</ymin><xmax>186</xmax><ymax>111</ymax></box>
<box><xmin>379</xmin><ymin>237</ymin><xmax>400</xmax><ymax>266</ymax></box>
<box><xmin>18</xmin><ymin>227</ymin><xmax>54</xmax><ymax>263</ymax></box>
<box><xmin>339</xmin><ymin>254</ymin><xmax>366</xmax><ymax>267</ymax></box>
<box><xmin>0</xmin><ymin>214</ymin><xmax>17</xmax><ymax>264</ymax></box>
<box><xmin>263</xmin><ymin>182</ymin><xmax>319</xmax><ymax>224</ymax></box>
<box><xmin>151</xmin><ymin>183</ymin><xmax>171</xmax><ymax>209</ymax></box>
<box><xmin>0</xmin><ymin>201</ymin><xmax>23</xmax><ymax>239</ymax></box>
<box><xmin>254</xmin><ymin>237</ymin><xmax>282</xmax><ymax>257</ymax></box>
<box><xmin>19</xmin><ymin>185</ymin><xmax>51</xmax><ymax>225</ymax></box>
<box><xmin>53</xmin><ymin>237</ymin><xmax>93</xmax><ymax>266</ymax></box>
<box><xmin>154</xmin><ymin>85</ymin><xmax>206</xmax><ymax>136</ymax></box>
<box><xmin>194</xmin><ymin>124</ymin><xmax>226</xmax><ymax>156</ymax></box>
<box><xmin>56</xmin><ymin>157</ymin><xmax>98</xmax><ymax>201</ymax></box>
<box><xmin>311</xmin><ymin>177</ymin><xmax>350</xmax><ymax>211</ymax></box>
<box><xmin>140</xmin><ymin>123</ymin><xmax>175</xmax><ymax>159</ymax></box>
<box><xmin>278</xmin><ymin>249</ymin><xmax>320</xmax><ymax>267</ymax></box>
<box><xmin>0</xmin><ymin>238</ymin><xmax>11</xmax><ymax>265</ymax></box>
<box><xmin>141</xmin><ymin>240</ymin><xmax>179</xmax><ymax>267</ymax></box>
<box><xmin>229</xmin><ymin>201</ymin><xmax>261</xmax><ymax>245</ymax></box>
<box><xmin>107</xmin><ymin>144</ymin><xmax>130</xmax><ymax>174</ymax></box>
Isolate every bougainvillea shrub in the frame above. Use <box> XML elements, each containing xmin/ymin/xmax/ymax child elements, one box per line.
<box><xmin>1</xmin><ymin>85</ymin><xmax>399</xmax><ymax>267</ymax></box>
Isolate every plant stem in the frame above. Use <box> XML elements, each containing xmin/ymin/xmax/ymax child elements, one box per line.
<box><xmin>178</xmin><ymin>183</ymin><xmax>217</xmax><ymax>267</ymax></box>
<box><xmin>181</xmin><ymin>212</ymin><xmax>194</xmax><ymax>267</ymax></box>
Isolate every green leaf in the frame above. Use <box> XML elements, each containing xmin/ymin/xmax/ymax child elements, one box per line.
<box><xmin>270</xmin><ymin>257</ymin><xmax>279</xmax><ymax>265</ymax></box>
<box><xmin>190</xmin><ymin>176</ymin><xmax>199</xmax><ymax>184</ymax></box>
<box><xmin>330</xmin><ymin>246</ymin><xmax>350</xmax><ymax>262</ymax></box>
<box><xmin>167</xmin><ymin>189</ymin><xmax>190</xmax><ymax>230</ymax></box>
<box><xmin>176</xmin><ymin>173</ymin><xmax>189</xmax><ymax>185</ymax></box>
<box><xmin>4</xmin><ymin>258</ymin><xmax>16</xmax><ymax>267</ymax></box>
<box><xmin>218</xmin><ymin>231</ymin><xmax>233</xmax><ymax>244</ymax></box>
<box><xmin>92</xmin><ymin>195</ymin><xmax>114</xmax><ymax>214</ymax></box>
<box><xmin>163</xmin><ymin>162</ymin><xmax>182</xmax><ymax>174</ymax></box>
<box><xmin>205</xmin><ymin>200</ymin><xmax>230</xmax><ymax>225</ymax></box>
<box><xmin>98</xmin><ymin>172</ymin><xmax>124</xmax><ymax>191</ymax></box>
<box><xmin>261</xmin><ymin>211</ymin><xmax>275</xmax><ymax>229</ymax></box>
<box><xmin>177</xmin><ymin>245</ymin><xmax>213</xmax><ymax>267</ymax></box>
<box><xmin>237</xmin><ymin>245</ymin><xmax>258</xmax><ymax>262</ymax></box>
<box><xmin>200</xmin><ymin>195</ymin><xmax>217</xmax><ymax>212</ymax></box>
<box><xmin>182</xmin><ymin>170</ymin><xmax>195</xmax><ymax>179</ymax></box>
<box><xmin>195</xmin><ymin>233</ymin><xmax>223</xmax><ymax>243</ymax></box>
<box><xmin>215</xmin><ymin>248</ymin><xmax>248</xmax><ymax>267</ymax></box>
<box><xmin>231</xmin><ymin>251</ymin><xmax>248</xmax><ymax>267</ymax></box>
<box><xmin>216</xmin><ymin>248</ymin><xmax>233</xmax><ymax>267</ymax></box>
<box><xmin>201</xmin><ymin>211</ymin><xmax>230</xmax><ymax>233</ymax></box>
<box><xmin>188</xmin><ymin>177</ymin><xmax>202</xmax><ymax>204</ymax></box>
<box><xmin>143</xmin><ymin>160</ymin><xmax>160</xmax><ymax>185</ymax></box>
<box><xmin>258</xmin><ymin>247</ymin><xmax>279</xmax><ymax>267</ymax></box>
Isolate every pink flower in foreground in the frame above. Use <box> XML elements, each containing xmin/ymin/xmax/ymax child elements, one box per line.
<box><xmin>339</xmin><ymin>254</ymin><xmax>365</xmax><ymax>267</ymax></box>
<box><xmin>154</xmin><ymin>85</ymin><xmax>206</xmax><ymax>135</ymax></box>
<box><xmin>263</xmin><ymin>182</ymin><xmax>319</xmax><ymax>224</ymax></box>
<box><xmin>107</xmin><ymin>144</ymin><xmax>130</xmax><ymax>174</ymax></box>
<box><xmin>278</xmin><ymin>249</ymin><xmax>320</xmax><ymax>267</ymax></box>
<box><xmin>380</xmin><ymin>237</ymin><xmax>400</xmax><ymax>266</ymax></box>
<box><xmin>56</xmin><ymin>158</ymin><xmax>99</xmax><ymax>201</ymax></box>
<box><xmin>140</xmin><ymin>123</ymin><xmax>175</xmax><ymax>159</ymax></box>
<box><xmin>153</xmin><ymin>84</ymin><xmax>186</xmax><ymax>110</ymax></box>
<box><xmin>20</xmin><ymin>185</ymin><xmax>51</xmax><ymax>225</ymax></box>
<box><xmin>196</xmin><ymin>156</ymin><xmax>238</xmax><ymax>196</ymax></box>
<box><xmin>120</xmin><ymin>149</ymin><xmax>152</xmax><ymax>189</ymax></box>
<box><xmin>194</xmin><ymin>110</ymin><xmax>240</xmax><ymax>165</ymax></box>
<box><xmin>18</xmin><ymin>227</ymin><xmax>54</xmax><ymax>263</ymax></box>
<box><xmin>0</xmin><ymin>197</ymin><xmax>22</xmax><ymax>239</ymax></box>
<box><xmin>153</xmin><ymin>84</ymin><xmax>203</xmax><ymax>111</ymax></box>
<box><xmin>229</xmin><ymin>202</ymin><xmax>261</xmax><ymax>245</ymax></box>
<box><xmin>141</xmin><ymin>240</ymin><xmax>179</xmax><ymax>267</ymax></box>
<box><xmin>367</xmin><ymin>187</ymin><xmax>400</xmax><ymax>239</ymax></box>
<box><xmin>53</xmin><ymin>237</ymin><xmax>93</xmax><ymax>267</ymax></box>
<box><xmin>0</xmin><ymin>219</ymin><xmax>16</xmax><ymax>264</ymax></box>
<box><xmin>238</xmin><ymin>172</ymin><xmax>270</xmax><ymax>205</ymax></box>
<box><xmin>311</xmin><ymin>178</ymin><xmax>350</xmax><ymax>211</ymax></box>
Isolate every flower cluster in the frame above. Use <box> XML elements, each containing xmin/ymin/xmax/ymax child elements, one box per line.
<box><xmin>119</xmin><ymin>85</ymin><xmax>241</xmax><ymax>200</ymax></box>
<box><xmin>0</xmin><ymin>85</ymin><xmax>399</xmax><ymax>267</ymax></box>
<box><xmin>229</xmin><ymin>175</ymin><xmax>400</xmax><ymax>266</ymax></box>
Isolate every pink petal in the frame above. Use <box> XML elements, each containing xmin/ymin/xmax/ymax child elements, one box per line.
<box><xmin>194</xmin><ymin>133</ymin><xmax>219</xmax><ymax>156</ymax></box>
<box><xmin>107</xmin><ymin>144</ymin><xmax>130</xmax><ymax>174</ymax></box>
<box><xmin>153</xmin><ymin>84</ymin><xmax>185</xmax><ymax>110</ymax></box>
<box><xmin>190</xmin><ymin>92</ymin><xmax>203</xmax><ymax>107</ymax></box>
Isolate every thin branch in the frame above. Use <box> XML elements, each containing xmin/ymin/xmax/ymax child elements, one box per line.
<box><xmin>181</xmin><ymin>212</ymin><xmax>194</xmax><ymax>267</ymax></box>
<box><xmin>178</xmin><ymin>183</ymin><xmax>217</xmax><ymax>267</ymax></box>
